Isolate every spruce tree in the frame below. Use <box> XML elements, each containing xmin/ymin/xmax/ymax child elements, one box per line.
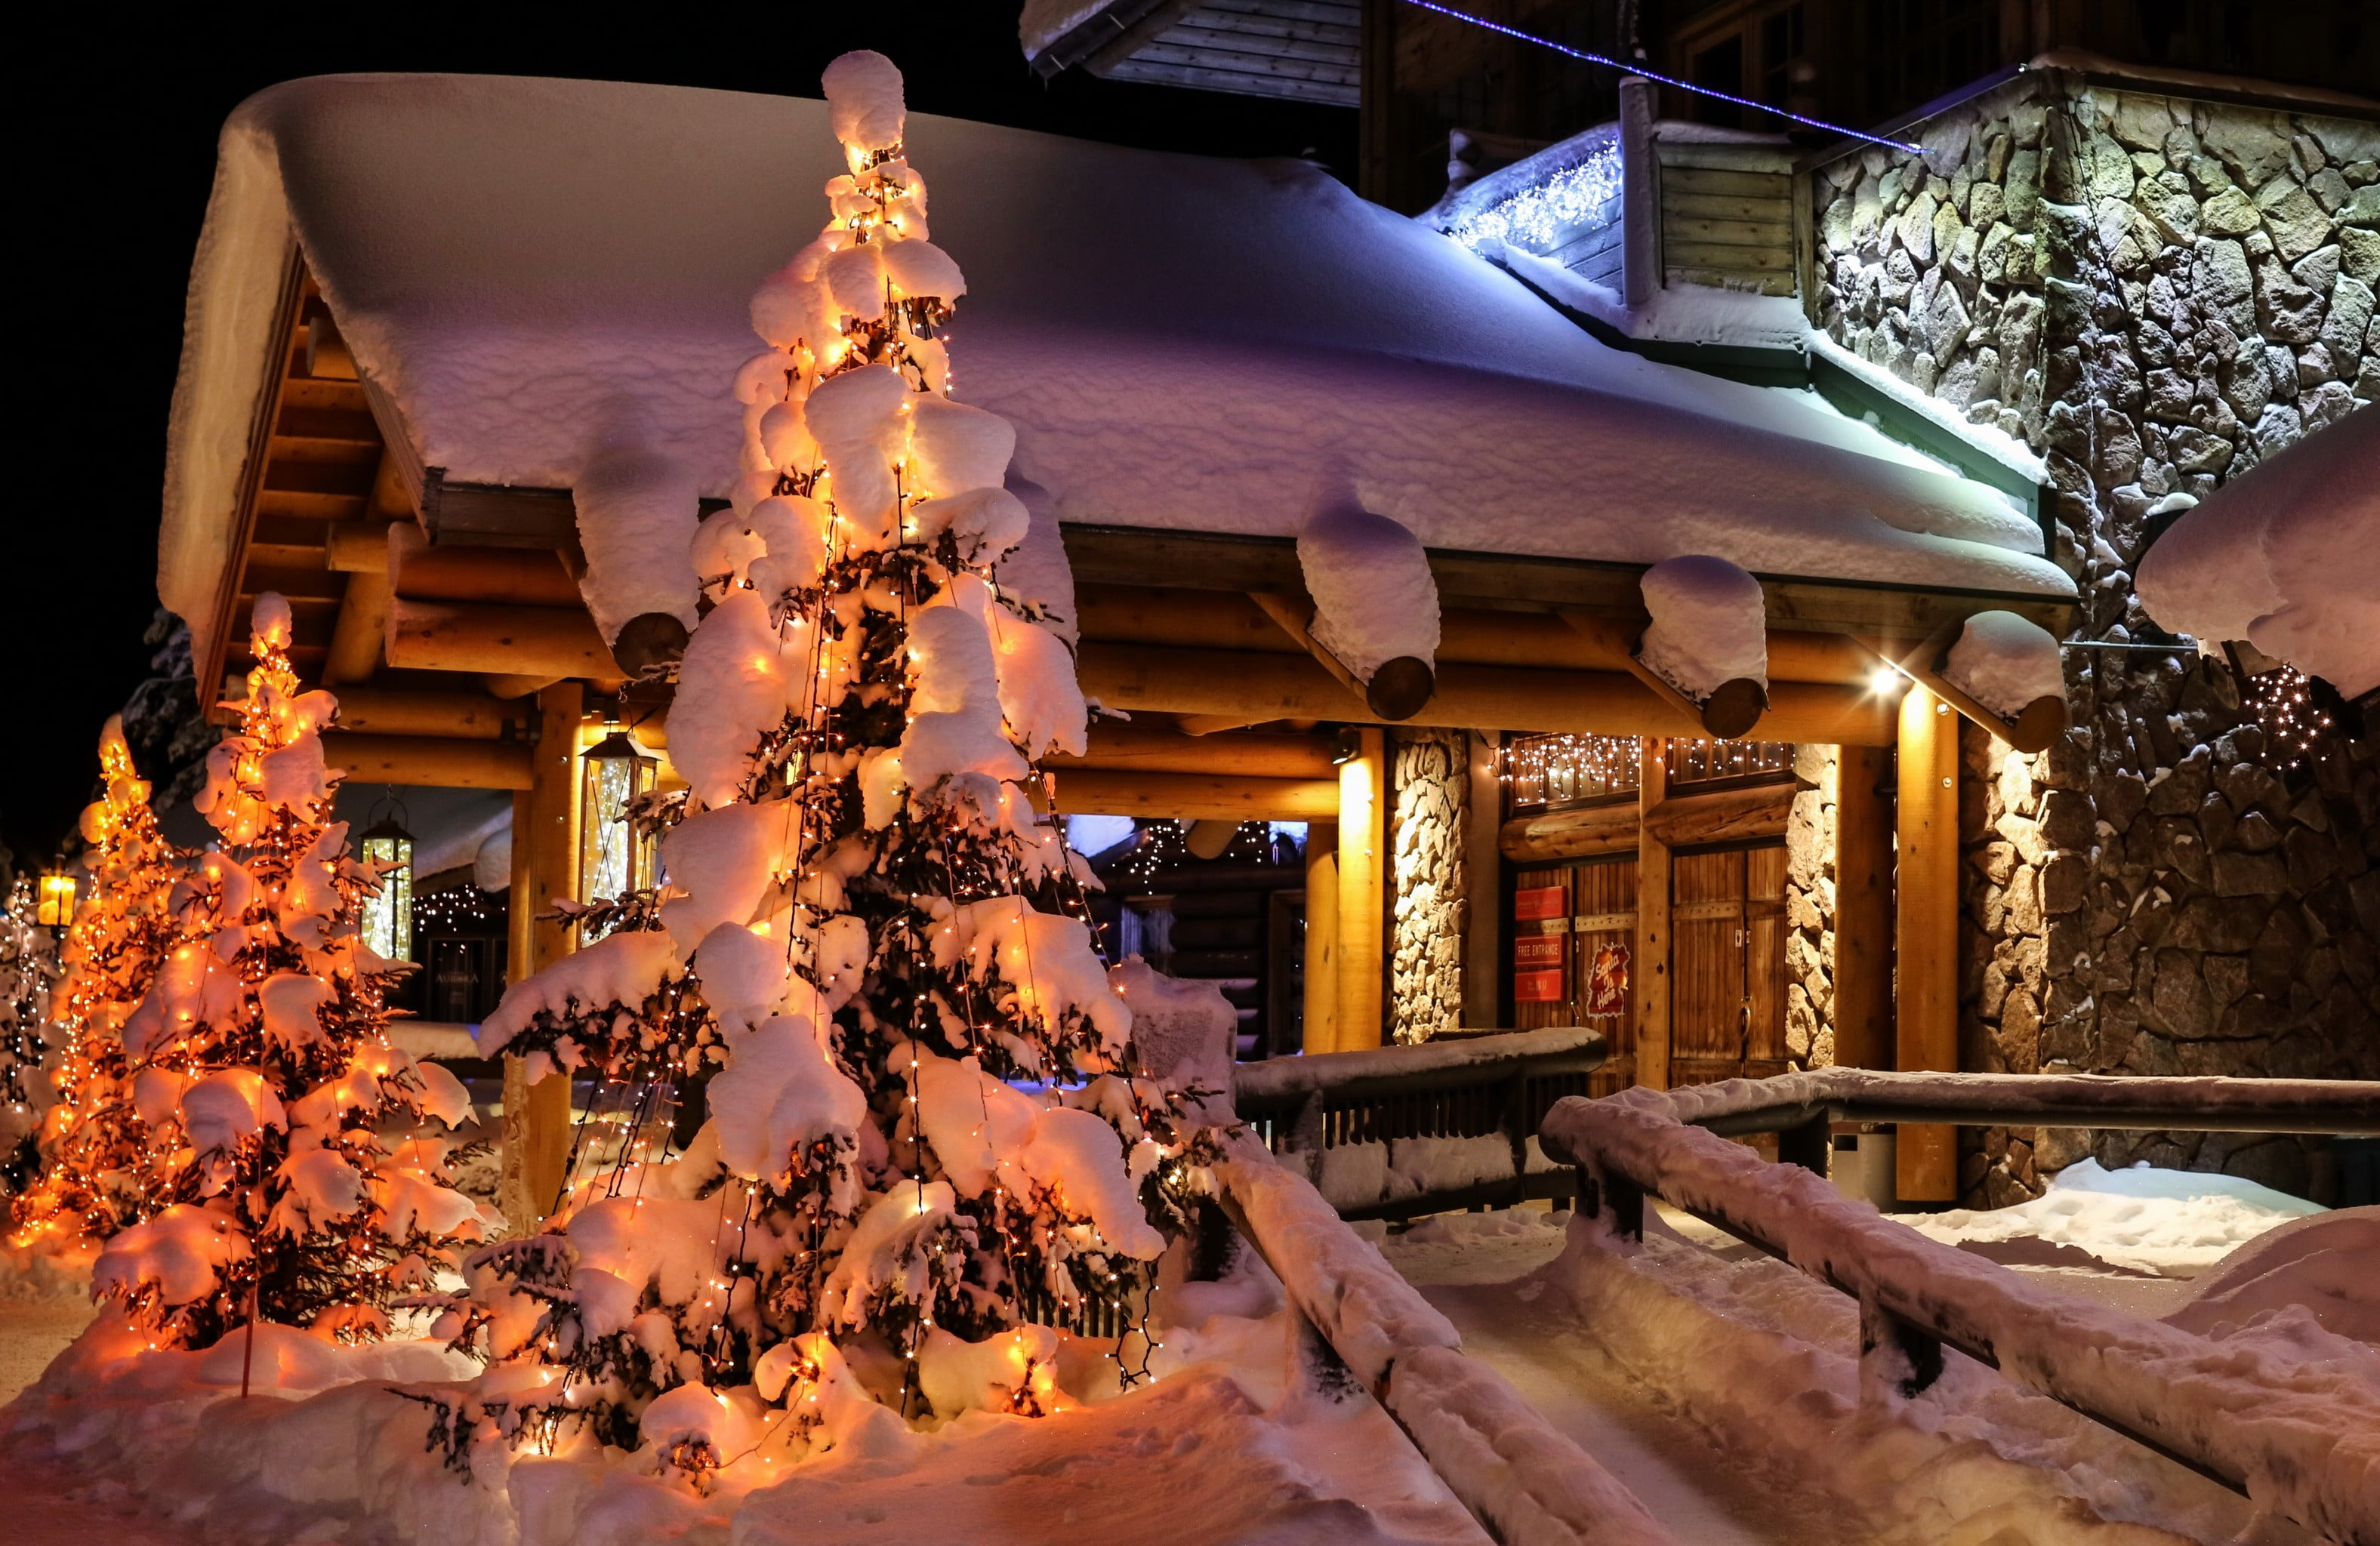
<box><xmin>87</xmin><ymin>596</ymin><xmax>486</xmax><ymax>1346</ymax></box>
<box><xmin>8</xmin><ymin>717</ymin><xmax>190</xmax><ymax>1249</ymax></box>
<box><xmin>445</xmin><ymin>52</ymin><xmax>1219</xmax><ymax>1477</ymax></box>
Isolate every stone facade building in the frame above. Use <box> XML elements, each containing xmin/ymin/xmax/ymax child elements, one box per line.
<box><xmin>1803</xmin><ymin>69</ymin><xmax>2378</xmax><ymax>1203</ymax></box>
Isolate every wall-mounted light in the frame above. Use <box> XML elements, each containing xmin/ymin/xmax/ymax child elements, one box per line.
<box><xmin>579</xmin><ymin>710</ymin><xmax>658</xmax><ymax>937</ymax></box>
<box><xmin>1331</xmin><ymin>726</ymin><xmax>1364</xmax><ymax>765</ymax></box>
<box><xmin>34</xmin><ymin>867</ymin><xmax>76</xmax><ymax>929</ymax></box>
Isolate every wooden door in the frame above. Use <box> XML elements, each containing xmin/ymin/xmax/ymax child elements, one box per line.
<box><xmin>1668</xmin><ymin>842</ymin><xmax>1790</xmax><ymax>1086</ymax></box>
<box><xmin>1571</xmin><ymin>856</ymin><xmax>1639</xmax><ymax>1092</ymax></box>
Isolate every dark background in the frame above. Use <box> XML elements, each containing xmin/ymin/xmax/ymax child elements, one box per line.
<box><xmin>3</xmin><ymin>2</ymin><xmax>1356</xmax><ymax>870</ymax></box>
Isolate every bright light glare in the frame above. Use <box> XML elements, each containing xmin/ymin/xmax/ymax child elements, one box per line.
<box><xmin>1870</xmin><ymin>666</ymin><xmax>1904</xmax><ymax>694</ymax></box>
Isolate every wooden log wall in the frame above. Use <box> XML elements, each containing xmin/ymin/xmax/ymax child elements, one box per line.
<box><xmin>1656</xmin><ymin>138</ymin><xmax>1796</xmax><ymax>296</ymax></box>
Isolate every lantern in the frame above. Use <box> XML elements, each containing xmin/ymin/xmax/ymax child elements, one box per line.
<box><xmin>578</xmin><ymin>716</ymin><xmax>658</xmax><ymax>934</ymax></box>
<box><xmin>35</xmin><ymin>867</ymin><xmax>76</xmax><ymax>929</ymax></box>
<box><xmin>358</xmin><ymin>795</ymin><xmax>415</xmax><ymax>964</ymax></box>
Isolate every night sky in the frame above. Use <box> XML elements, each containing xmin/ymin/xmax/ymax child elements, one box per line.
<box><xmin>5</xmin><ymin>2</ymin><xmax>1355</xmax><ymax>870</ymax></box>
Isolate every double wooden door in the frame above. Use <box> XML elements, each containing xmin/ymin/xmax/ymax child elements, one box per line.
<box><xmin>1510</xmin><ymin>842</ymin><xmax>1786</xmax><ymax>1090</ymax></box>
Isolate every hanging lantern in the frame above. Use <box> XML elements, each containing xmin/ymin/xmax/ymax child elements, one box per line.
<box><xmin>35</xmin><ymin>866</ymin><xmax>76</xmax><ymax>929</ymax></box>
<box><xmin>358</xmin><ymin>792</ymin><xmax>415</xmax><ymax>965</ymax></box>
<box><xmin>579</xmin><ymin>716</ymin><xmax>658</xmax><ymax>935</ymax></box>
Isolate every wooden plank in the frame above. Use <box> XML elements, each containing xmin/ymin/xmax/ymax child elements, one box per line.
<box><xmin>1663</xmin><ymin>214</ymin><xmax>1795</xmax><ymax>250</ymax></box>
<box><xmin>1746</xmin><ymin>844</ymin><xmax>1787</xmax><ymax>1062</ymax></box>
<box><xmin>1663</xmin><ymin>236</ymin><xmax>1796</xmax><ymax>271</ymax></box>
<box><xmin>1336</xmin><ymin>728</ymin><xmax>1386</xmax><ymax>1052</ymax></box>
<box><xmin>1635</xmin><ymin>740</ymin><xmax>1672</xmax><ymax>1091</ymax></box>
<box><xmin>1170</xmin><ymin>10</ymin><xmax>1359</xmax><ymax>53</ymax></box>
<box><xmin>1895</xmin><ymin>685</ymin><xmax>1960</xmax><ymax>1202</ymax></box>
<box><xmin>1102</xmin><ymin>56</ymin><xmax>1358</xmax><ymax>103</ymax></box>
<box><xmin>421</xmin><ymin>473</ymin><xmax>577</xmax><ymax>550</ymax></box>
<box><xmin>1049</xmin><ymin>768</ymin><xmax>1339</xmax><ymax>820</ymax></box>
<box><xmin>1665</xmin><ymin>265</ymin><xmax>1798</xmax><ymax>296</ymax></box>
<box><xmin>1670</xmin><ymin>848</ymin><xmax>1743</xmax><ymax>1062</ymax></box>
<box><xmin>1660</xmin><ymin>189</ymin><xmax>1793</xmax><ymax>223</ymax></box>
<box><xmin>1834</xmin><ymin>744</ymin><xmax>1895</xmax><ymax>1070</ymax></box>
<box><xmin>1574</xmin><ymin>857</ymin><xmax>1637</xmax><ymax>1070</ymax></box>
<box><xmin>1654</xmin><ymin>162</ymin><xmax>1792</xmax><ymax>196</ymax></box>
<box><xmin>333</xmin><ymin>687</ymin><xmax>529</xmax><ymax>741</ymax></box>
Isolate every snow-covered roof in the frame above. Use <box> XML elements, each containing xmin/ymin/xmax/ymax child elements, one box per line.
<box><xmin>165</xmin><ymin>73</ymin><xmax>2073</xmax><ymax>668</ymax></box>
<box><xmin>2135</xmin><ymin>405</ymin><xmax>2378</xmax><ymax>698</ymax></box>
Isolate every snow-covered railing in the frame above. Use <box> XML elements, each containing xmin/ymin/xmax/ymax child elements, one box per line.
<box><xmin>1235</xmin><ymin>1027</ymin><xmax>1607</xmax><ymax>1221</ymax></box>
<box><xmin>1214</xmin><ymin>1131</ymin><xmax>1679</xmax><ymax>1546</ymax></box>
<box><xmin>1539</xmin><ymin>1073</ymin><xmax>2380</xmax><ymax>1542</ymax></box>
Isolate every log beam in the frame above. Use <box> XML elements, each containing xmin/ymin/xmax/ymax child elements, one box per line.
<box><xmin>1895</xmin><ymin>685</ymin><xmax>1959</xmax><ymax>1201</ymax></box>
<box><xmin>1048</xmin><ymin>770</ymin><xmax>1339</xmax><ymax>821</ymax></box>
<box><xmin>333</xmin><ymin>688</ymin><xmax>531</xmax><ymax>741</ymax></box>
<box><xmin>1050</xmin><ymin>719</ymin><xmax>1339</xmax><ymax>779</ymax></box>
<box><xmin>1861</xmin><ymin>629</ymin><xmax>2067</xmax><ymax>756</ymax></box>
<box><xmin>387</xmin><ymin>598</ymin><xmax>619</xmax><ymax>679</ymax></box>
<box><xmin>391</xmin><ymin>523</ymin><xmax>584</xmax><ymax>607</ymax></box>
<box><xmin>1247</xmin><ymin>592</ymin><xmax>1434</xmax><ymax>721</ymax></box>
<box><xmin>1499</xmin><ymin>779</ymin><xmax>1793</xmax><ymax>863</ymax></box>
<box><xmin>326</xmin><ymin>521</ymin><xmax>395</xmax><ymax>573</ymax></box>
<box><xmin>323</xmin><ymin>570</ymin><xmax>391</xmax><ymax>685</ymax></box>
<box><xmin>319</xmin><ymin>731</ymin><xmax>533</xmax><ymax>790</ymax></box>
<box><xmin>1076</xmin><ymin>643</ymin><xmax>1897</xmax><ymax>744</ymax></box>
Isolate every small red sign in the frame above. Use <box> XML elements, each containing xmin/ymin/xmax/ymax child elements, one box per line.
<box><xmin>1513</xmin><ymin>935</ymin><xmax>1565</xmax><ymax>969</ymax></box>
<box><xmin>1585</xmin><ymin>942</ymin><xmax>1630</xmax><ymax>1018</ymax></box>
<box><xmin>1515</xmin><ymin>968</ymin><xmax>1567</xmax><ymax>1003</ymax></box>
<box><xmin>1514</xmin><ymin>884</ymin><xmax>1568</xmax><ymax>922</ymax></box>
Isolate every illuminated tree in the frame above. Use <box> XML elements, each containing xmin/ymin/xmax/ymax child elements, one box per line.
<box><xmin>0</xmin><ymin>876</ymin><xmax>60</xmax><ymax>1195</ymax></box>
<box><xmin>86</xmin><ymin>596</ymin><xmax>486</xmax><ymax>1347</ymax></box>
<box><xmin>440</xmin><ymin>52</ymin><xmax>1219</xmax><ymax>1480</ymax></box>
<box><xmin>8</xmin><ymin>718</ymin><xmax>190</xmax><ymax>1249</ymax></box>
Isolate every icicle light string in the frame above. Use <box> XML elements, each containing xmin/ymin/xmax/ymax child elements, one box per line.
<box><xmin>1397</xmin><ymin>0</ymin><xmax>1923</xmax><ymax>152</ymax></box>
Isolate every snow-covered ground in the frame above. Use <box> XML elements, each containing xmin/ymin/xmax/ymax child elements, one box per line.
<box><xmin>0</xmin><ymin>1260</ymin><xmax>1488</xmax><ymax>1546</ymax></box>
<box><xmin>1373</xmin><ymin>1167</ymin><xmax>2371</xmax><ymax>1546</ymax></box>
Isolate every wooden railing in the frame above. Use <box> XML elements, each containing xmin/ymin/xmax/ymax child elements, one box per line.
<box><xmin>1235</xmin><ymin>1027</ymin><xmax>1607</xmax><ymax>1220</ymax></box>
<box><xmin>1539</xmin><ymin>1071</ymin><xmax>2380</xmax><ymax>1541</ymax></box>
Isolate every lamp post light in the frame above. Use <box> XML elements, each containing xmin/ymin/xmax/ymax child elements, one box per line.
<box><xmin>35</xmin><ymin>866</ymin><xmax>77</xmax><ymax>931</ymax></box>
<box><xmin>578</xmin><ymin>715</ymin><xmax>658</xmax><ymax>941</ymax></box>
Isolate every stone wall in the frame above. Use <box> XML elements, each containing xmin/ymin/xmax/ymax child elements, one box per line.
<box><xmin>1389</xmin><ymin>728</ymin><xmax>1469</xmax><ymax>1043</ymax></box>
<box><xmin>1814</xmin><ymin>72</ymin><xmax>2380</xmax><ymax>1206</ymax></box>
<box><xmin>1783</xmin><ymin>744</ymin><xmax>1839</xmax><ymax>1070</ymax></box>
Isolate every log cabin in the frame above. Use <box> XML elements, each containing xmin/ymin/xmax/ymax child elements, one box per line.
<box><xmin>174</xmin><ymin>68</ymin><xmax>2295</xmax><ymax>1226</ymax></box>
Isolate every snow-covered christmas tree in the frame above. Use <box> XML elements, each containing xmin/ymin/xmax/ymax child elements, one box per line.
<box><xmin>86</xmin><ymin>596</ymin><xmax>486</xmax><ymax>1347</ymax></box>
<box><xmin>8</xmin><ymin>717</ymin><xmax>189</xmax><ymax>1250</ymax></box>
<box><xmin>0</xmin><ymin>874</ymin><xmax>61</xmax><ymax>1195</ymax></box>
<box><xmin>442</xmin><ymin>51</ymin><xmax>1223</xmax><ymax>1477</ymax></box>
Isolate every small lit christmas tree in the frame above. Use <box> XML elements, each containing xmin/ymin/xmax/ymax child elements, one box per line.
<box><xmin>8</xmin><ymin>718</ymin><xmax>190</xmax><ymax>1249</ymax></box>
<box><xmin>440</xmin><ymin>52</ymin><xmax>1222</xmax><ymax>1480</ymax></box>
<box><xmin>0</xmin><ymin>875</ymin><xmax>61</xmax><ymax>1196</ymax></box>
<box><xmin>86</xmin><ymin>596</ymin><xmax>486</xmax><ymax>1347</ymax></box>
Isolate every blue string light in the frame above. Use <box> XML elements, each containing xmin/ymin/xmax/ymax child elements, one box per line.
<box><xmin>1398</xmin><ymin>0</ymin><xmax>1924</xmax><ymax>155</ymax></box>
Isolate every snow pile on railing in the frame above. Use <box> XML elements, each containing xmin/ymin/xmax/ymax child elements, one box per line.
<box><xmin>1540</xmin><ymin>1081</ymin><xmax>2380</xmax><ymax>1542</ymax></box>
<box><xmin>1217</xmin><ymin>1131</ymin><xmax>1679</xmax><ymax>1546</ymax></box>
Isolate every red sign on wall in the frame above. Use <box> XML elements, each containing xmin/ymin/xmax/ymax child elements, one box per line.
<box><xmin>1514</xmin><ymin>932</ymin><xmax>1566</xmax><ymax>1002</ymax></box>
<box><xmin>1514</xmin><ymin>884</ymin><xmax>1568</xmax><ymax>922</ymax></box>
<box><xmin>1584</xmin><ymin>942</ymin><xmax>1630</xmax><ymax>1018</ymax></box>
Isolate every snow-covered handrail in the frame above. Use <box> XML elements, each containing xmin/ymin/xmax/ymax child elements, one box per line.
<box><xmin>1612</xmin><ymin>1067</ymin><xmax>2380</xmax><ymax>1143</ymax></box>
<box><xmin>1539</xmin><ymin>1079</ymin><xmax>2380</xmax><ymax>1542</ymax></box>
<box><xmin>1233</xmin><ymin>1026</ymin><xmax>1606</xmax><ymax>1113</ymax></box>
<box><xmin>1215</xmin><ymin>1132</ymin><xmax>1679</xmax><ymax>1546</ymax></box>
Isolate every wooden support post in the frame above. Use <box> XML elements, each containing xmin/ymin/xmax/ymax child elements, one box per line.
<box><xmin>1635</xmin><ymin>738</ymin><xmax>1672</xmax><ymax>1090</ymax></box>
<box><xmin>1336</xmin><ymin>730</ymin><xmax>1386</xmax><ymax>1052</ymax></box>
<box><xmin>1303</xmin><ymin>821</ymin><xmax>1340</xmax><ymax>1055</ymax></box>
<box><xmin>1461</xmin><ymin>731</ymin><xmax>1502</xmax><ymax>1030</ymax></box>
<box><xmin>1834</xmin><ymin>744</ymin><xmax>1897</xmax><ymax>1071</ymax></box>
<box><xmin>323</xmin><ymin>570</ymin><xmax>391</xmax><ymax>685</ymax></box>
<box><xmin>499</xmin><ymin>683</ymin><xmax>582</xmax><ymax>1230</ymax></box>
<box><xmin>1896</xmin><ymin>685</ymin><xmax>1959</xmax><ymax>1201</ymax></box>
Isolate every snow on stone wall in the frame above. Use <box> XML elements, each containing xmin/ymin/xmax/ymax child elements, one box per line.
<box><xmin>1783</xmin><ymin>745</ymin><xmax>1839</xmax><ymax>1072</ymax></box>
<box><xmin>1814</xmin><ymin>75</ymin><xmax>2379</xmax><ymax>1206</ymax></box>
<box><xmin>1389</xmin><ymin>729</ymin><xmax>1467</xmax><ymax>1044</ymax></box>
